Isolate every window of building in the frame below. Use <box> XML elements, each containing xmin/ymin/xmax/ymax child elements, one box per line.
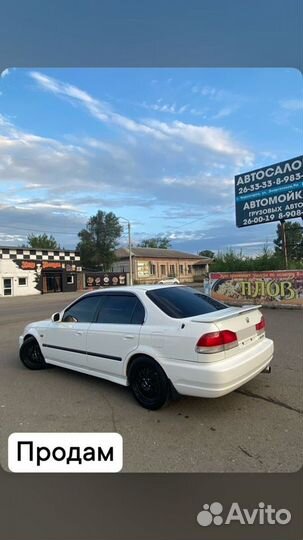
<box><xmin>169</xmin><ymin>264</ymin><xmax>175</xmax><ymax>276</ymax></box>
<box><xmin>188</xmin><ymin>265</ymin><xmax>192</xmax><ymax>274</ymax></box>
<box><xmin>137</xmin><ymin>261</ymin><xmax>150</xmax><ymax>277</ymax></box>
<box><xmin>67</xmin><ymin>275</ymin><xmax>74</xmax><ymax>285</ymax></box>
<box><xmin>150</xmin><ymin>263</ymin><xmax>156</xmax><ymax>275</ymax></box>
<box><xmin>18</xmin><ymin>277</ymin><xmax>27</xmax><ymax>286</ymax></box>
<box><xmin>179</xmin><ymin>264</ymin><xmax>184</xmax><ymax>274</ymax></box>
<box><xmin>3</xmin><ymin>278</ymin><xmax>12</xmax><ymax>295</ymax></box>
<box><xmin>160</xmin><ymin>265</ymin><xmax>166</xmax><ymax>276</ymax></box>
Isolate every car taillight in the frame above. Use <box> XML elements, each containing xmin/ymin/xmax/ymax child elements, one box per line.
<box><xmin>256</xmin><ymin>316</ymin><xmax>266</xmax><ymax>335</ymax></box>
<box><xmin>196</xmin><ymin>330</ymin><xmax>238</xmax><ymax>354</ymax></box>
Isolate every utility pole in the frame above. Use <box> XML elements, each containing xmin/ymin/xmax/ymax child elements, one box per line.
<box><xmin>280</xmin><ymin>220</ymin><xmax>288</xmax><ymax>269</ymax></box>
<box><xmin>127</xmin><ymin>221</ymin><xmax>133</xmax><ymax>286</ymax></box>
<box><xmin>118</xmin><ymin>217</ymin><xmax>133</xmax><ymax>285</ymax></box>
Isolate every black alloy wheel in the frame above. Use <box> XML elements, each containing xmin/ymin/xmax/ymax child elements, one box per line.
<box><xmin>19</xmin><ymin>336</ymin><xmax>47</xmax><ymax>370</ymax></box>
<box><xmin>129</xmin><ymin>356</ymin><xmax>170</xmax><ymax>410</ymax></box>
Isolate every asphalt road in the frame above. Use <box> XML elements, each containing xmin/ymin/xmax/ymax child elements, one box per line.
<box><xmin>0</xmin><ymin>291</ymin><xmax>302</xmax><ymax>473</ymax></box>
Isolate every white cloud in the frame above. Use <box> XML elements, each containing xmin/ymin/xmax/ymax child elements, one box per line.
<box><xmin>30</xmin><ymin>71</ymin><xmax>253</xmax><ymax>166</ymax></box>
<box><xmin>280</xmin><ymin>99</ymin><xmax>303</xmax><ymax>111</ymax></box>
<box><xmin>141</xmin><ymin>101</ymin><xmax>189</xmax><ymax>114</ymax></box>
<box><xmin>228</xmin><ymin>241</ymin><xmax>269</xmax><ymax>248</ymax></box>
<box><xmin>191</xmin><ymin>84</ymin><xmax>224</xmax><ymax>100</ymax></box>
<box><xmin>30</xmin><ymin>71</ymin><xmax>168</xmax><ymax>141</ymax></box>
<box><xmin>213</xmin><ymin>107</ymin><xmax>236</xmax><ymax>119</ymax></box>
<box><xmin>259</xmin><ymin>151</ymin><xmax>278</xmax><ymax>160</ymax></box>
<box><xmin>145</xmin><ymin>119</ymin><xmax>253</xmax><ymax>165</ymax></box>
<box><xmin>162</xmin><ymin>176</ymin><xmax>197</xmax><ymax>187</ymax></box>
<box><xmin>0</xmin><ymin>232</ymin><xmax>25</xmax><ymax>243</ymax></box>
<box><xmin>168</xmin><ymin>230</ymin><xmax>205</xmax><ymax>241</ymax></box>
<box><xmin>1</xmin><ymin>69</ymin><xmax>10</xmax><ymax>79</ymax></box>
<box><xmin>0</xmin><ymin>107</ymin><xmax>249</xmax><ymax>218</ymax></box>
<box><xmin>0</xmin><ymin>73</ymin><xmax>263</xmax><ymax>250</ymax></box>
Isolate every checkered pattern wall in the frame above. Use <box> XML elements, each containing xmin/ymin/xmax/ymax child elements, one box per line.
<box><xmin>0</xmin><ymin>247</ymin><xmax>81</xmax><ymax>262</ymax></box>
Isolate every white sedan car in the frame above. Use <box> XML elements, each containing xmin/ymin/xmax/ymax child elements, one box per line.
<box><xmin>19</xmin><ymin>285</ymin><xmax>273</xmax><ymax>410</ymax></box>
<box><xmin>158</xmin><ymin>278</ymin><xmax>180</xmax><ymax>284</ymax></box>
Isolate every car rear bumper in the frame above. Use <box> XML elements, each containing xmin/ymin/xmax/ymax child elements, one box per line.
<box><xmin>163</xmin><ymin>338</ymin><xmax>274</xmax><ymax>398</ymax></box>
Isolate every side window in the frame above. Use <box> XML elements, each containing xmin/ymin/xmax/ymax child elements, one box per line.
<box><xmin>96</xmin><ymin>294</ymin><xmax>145</xmax><ymax>325</ymax></box>
<box><xmin>131</xmin><ymin>300</ymin><xmax>145</xmax><ymax>324</ymax></box>
<box><xmin>62</xmin><ymin>295</ymin><xmax>102</xmax><ymax>323</ymax></box>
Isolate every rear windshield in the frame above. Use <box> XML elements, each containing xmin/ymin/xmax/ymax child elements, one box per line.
<box><xmin>146</xmin><ymin>287</ymin><xmax>227</xmax><ymax>319</ymax></box>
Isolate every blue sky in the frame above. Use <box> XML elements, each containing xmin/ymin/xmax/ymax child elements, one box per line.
<box><xmin>0</xmin><ymin>68</ymin><xmax>301</xmax><ymax>254</ymax></box>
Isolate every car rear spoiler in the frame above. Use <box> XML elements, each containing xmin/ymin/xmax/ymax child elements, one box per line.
<box><xmin>191</xmin><ymin>305</ymin><xmax>262</xmax><ymax>323</ymax></box>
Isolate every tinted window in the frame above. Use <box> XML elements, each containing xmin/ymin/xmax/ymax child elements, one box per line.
<box><xmin>62</xmin><ymin>295</ymin><xmax>102</xmax><ymax>323</ymax></box>
<box><xmin>96</xmin><ymin>294</ymin><xmax>145</xmax><ymax>324</ymax></box>
<box><xmin>146</xmin><ymin>287</ymin><xmax>227</xmax><ymax>319</ymax></box>
<box><xmin>131</xmin><ymin>300</ymin><xmax>145</xmax><ymax>324</ymax></box>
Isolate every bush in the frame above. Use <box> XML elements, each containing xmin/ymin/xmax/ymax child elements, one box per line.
<box><xmin>210</xmin><ymin>246</ymin><xmax>303</xmax><ymax>272</ymax></box>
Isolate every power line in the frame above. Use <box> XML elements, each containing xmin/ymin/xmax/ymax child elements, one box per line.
<box><xmin>0</xmin><ymin>224</ymin><xmax>81</xmax><ymax>235</ymax></box>
<box><xmin>0</xmin><ymin>224</ymin><xmax>130</xmax><ymax>238</ymax></box>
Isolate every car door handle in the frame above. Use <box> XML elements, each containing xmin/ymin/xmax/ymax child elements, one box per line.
<box><xmin>123</xmin><ymin>335</ymin><xmax>135</xmax><ymax>340</ymax></box>
<box><xmin>74</xmin><ymin>331</ymin><xmax>83</xmax><ymax>336</ymax></box>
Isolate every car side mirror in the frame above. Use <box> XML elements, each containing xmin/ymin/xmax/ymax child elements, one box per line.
<box><xmin>51</xmin><ymin>312</ymin><xmax>61</xmax><ymax>322</ymax></box>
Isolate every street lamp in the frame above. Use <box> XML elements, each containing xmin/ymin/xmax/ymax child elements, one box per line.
<box><xmin>118</xmin><ymin>217</ymin><xmax>133</xmax><ymax>286</ymax></box>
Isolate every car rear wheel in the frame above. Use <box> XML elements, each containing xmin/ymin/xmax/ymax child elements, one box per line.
<box><xmin>20</xmin><ymin>336</ymin><xmax>47</xmax><ymax>370</ymax></box>
<box><xmin>128</xmin><ymin>356</ymin><xmax>170</xmax><ymax>410</ymax></box>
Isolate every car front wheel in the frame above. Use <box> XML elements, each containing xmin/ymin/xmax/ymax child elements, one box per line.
<box><xmin>20</xmin><ymin>336</ymin><xmax>48</xmax><ymax>370</ymax></box>
<box><xmin>128</xmin><ymin>356</ymin><xmax>170</xmax><ymax>410</ymax></box>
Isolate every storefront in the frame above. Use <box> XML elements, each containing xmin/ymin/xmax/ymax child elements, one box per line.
<box><xmin>0</xmin><ymin>247</ymin><xmax>82</xmax><ymax>297</ymax></box>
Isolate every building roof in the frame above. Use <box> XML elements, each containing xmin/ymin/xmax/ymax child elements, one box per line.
<box><xmin>0</xmin><ymin>246</ymin><xmax>79</xmax><ymax>254</ymax></box>
<box><xmin>115</xmin><ymin>247</ymin><xmax>211</xmax><ymax>261</ymax></box>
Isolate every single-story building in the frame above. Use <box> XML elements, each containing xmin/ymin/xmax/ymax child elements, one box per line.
<box><xmin>0</xmin><ymin>246</ymin><xmax>83</xmax><ymax>297</ymax></box>
<box><xmin>112</xmin><ymin>247</ymin><xmax>211</xmax><ymax>284</ymax></box>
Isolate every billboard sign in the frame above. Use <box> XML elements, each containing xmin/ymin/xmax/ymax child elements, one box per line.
<box><xmin>85</xmin><ymin>272</ymin><xmax>127</xmax><ymax>288</ymax></box>
<box><xmin>42</xmin><ymin>261</ymin><xmax>62</xmax><ymax>269</ymax></box>
<box><xmin>20</xmin><ymin>261</ymin><xmax>36</xmax><ymax>270</ymax></box>
<box><xmin>209</xmin><ymin>270</ymin><xmax>303</xmax><ymax>307</ymax></box>
<box><xmin>235</xmin><ymin>155</ymin><xmax>303</xmax><ymax>227</ymax></box>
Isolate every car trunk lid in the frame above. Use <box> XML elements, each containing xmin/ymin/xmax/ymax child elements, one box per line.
<box><xmin>191</xmin><ymin>305</ymin><xmax>265</xmax><ymax>360</ymax></box>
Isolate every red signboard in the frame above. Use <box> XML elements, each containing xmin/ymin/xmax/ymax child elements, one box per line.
<box><xmin>21</xmin><ymin>261</ymin><xmax>36</xmax><ymax>270</ymax></box>
<box><xmin>42</xmin><ymin>262</ymin><xmax>62</xmax><ymax>269</ymax></box>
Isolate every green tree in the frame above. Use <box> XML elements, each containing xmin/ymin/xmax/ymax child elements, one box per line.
<box><xmin>138</xmin><ymin>236</ymin><xmax>171</xmax><ymax>249</ymax></box>
<box><xmin>273</xmin><ymin>222</ymin><xmax>303</xmax><ymax>262</ymax></box>
<box><xmin>199</xmin><ymin>250</ymin><xmax>215</xmax><ymax>259</ymax></box>
<box><xmin>26</xmin><ymin>233</ymin><xmax>60</xmax><ymax>249</ymax></box>
<box><xmin>77</xmin><ymin>210</ymin><xmax>123</xmax><ymax>269</ymax></box>
<box><xmin>254</xmin><ymin>245</ymin><xmax>282</xmax><ymax>271</ymax></box>
<box><xmin>209</xmin><ymin>245</ymin><xmax>303</xmax><ymax>273</ymax></box>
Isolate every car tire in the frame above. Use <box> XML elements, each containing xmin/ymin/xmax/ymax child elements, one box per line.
<box><xmin>128</xmin><ymin>356</ymin><xmax>170</xmax><ymax>410</ymax></box>
<box><xmin>20</xmin><ymin>336</ymin><xmax>48</xmax><ymax>370</ymax></box>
